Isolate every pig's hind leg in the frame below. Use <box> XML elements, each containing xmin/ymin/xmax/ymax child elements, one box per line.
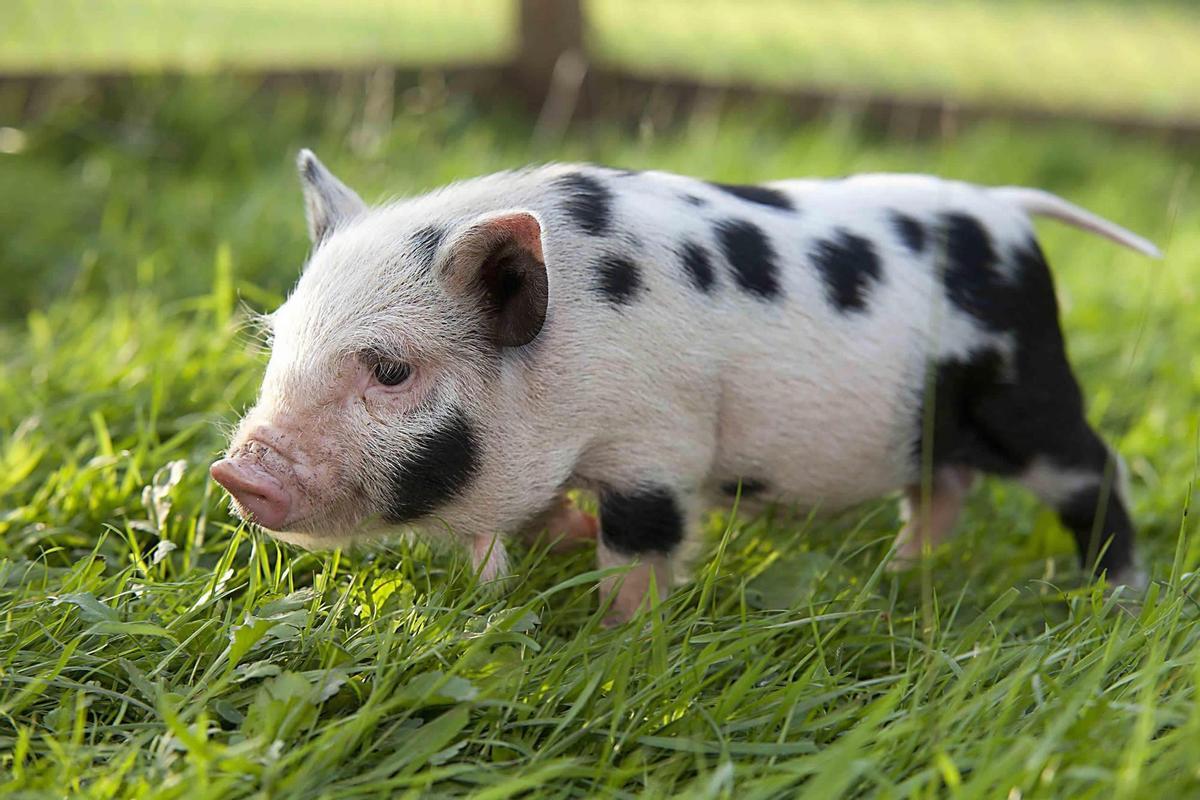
<box><xmin>1014</xmin><ymin>429</ymin><xmax>1140</xmax><ymax>587</ymax></box>
<box><xmin>935</xmin><ymin>242</ymin><xmax>1140</xmax><ymax>586</ymax></box>
<box><xmin>918</xmin><ymin>365</ymin><xmax>1138</xmax><ymax>585</ymax></box>
<box><xmin>970</xmin><ymin>401</ymin><xmax>1141</xmax><ymax>587</ymax></box>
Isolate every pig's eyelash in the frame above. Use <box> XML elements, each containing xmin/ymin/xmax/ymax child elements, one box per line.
<box><xmin>358</xmin><ymin>346</ymin><xmax>413</xmax><ymax>368</ymax></box>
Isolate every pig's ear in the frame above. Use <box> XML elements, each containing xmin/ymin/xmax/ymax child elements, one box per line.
<box><xmin>442</xmin><ymin>212</ymin><xmax>548</xmax><ymax>348</ymax></box>
<box><xmin>297</xmin><ymin>149</ymin><xmax>366</xmax><ymax>245</ymax></box>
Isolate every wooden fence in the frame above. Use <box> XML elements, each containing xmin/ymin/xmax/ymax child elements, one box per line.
<box><xmin>3</xmin><ymin>0</ymin><xmax>1198</xmax><ymax>148</ymax></box>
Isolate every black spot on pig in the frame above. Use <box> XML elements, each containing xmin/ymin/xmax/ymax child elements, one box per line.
<box><xmin>913</xmin><ymin>242</ymin><xmax>1096</xmax><ymax>471</ymax></box>
<box><xmin>600</xmin><ymin>485</ymin><xmax>684</xmax><ymax>555</ymax></box>
<box><xmin>910</xmin><ymin>235</ymin><xmax>1138</xmax><ymax>578</ymax></box>
<box><xmin>556</xmin><ymin>172</ymin><xmax>614</xmax><ymax>236</ymax></box>
<box><xmin>809</xmin><ymin>229</ymin><xmax>882</xmax><ymax>313</ymax></box>
<box><xmin>891</xmin><ymin>212</ymin><xmax>926</xmax><ymax>254</ymax></box>
<box><xmin>384</xmin><ymin>408</ymin><xmax>479</xmax><ymax>523</ymax></box>
<box><xmin>678</xmin><ymin>240</ymin><xmax>717</xmax><ymax>294</ymax></box>
<box><xmin>715</xmin><ymin>219</ymin><xmax>782</xmax><ymax>300</ymax></box>
<box><xmin>720</xmin><ymin>478</ymin><xmax>768</xmax><ymax>498</ymax></box>
<box><xmin>411</xmin><ymin>225</ymin><xmax>447</xmax><ymax>270</ymax></box>
<box><xmin>941</xmin><ymin>213</ymin><xmax>1005</xmax><ymax>329</ymax></box>
<box><xmin>594</xmin><ymin>254</ymin><xmax>643</xmax><ymax>305</ymax></box>
<box><xmin>709</xmin><ymin>182</ymin><xmax>796</xmax><ymax>212</ymax></box>
<box><xmin>682</xmin><ymin>194</ymin><xmax>708</xmax><ymax>207</ymax></box>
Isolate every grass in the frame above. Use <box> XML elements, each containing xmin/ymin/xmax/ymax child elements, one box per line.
<box><xmin>2</xmin><ymin>77</ymin><xmax>1200</xmax><ymax>796</ymax></box>
<box><xmin>6</xmin><ymin>1</ymin><xmax>1200</xmax><ymax>120</ymax></box>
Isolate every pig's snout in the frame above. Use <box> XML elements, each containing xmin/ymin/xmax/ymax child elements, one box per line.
<box><xmin>211</xmin><ymin>455</ymin><xmax>292</xmax><ymax>530</ymax></box>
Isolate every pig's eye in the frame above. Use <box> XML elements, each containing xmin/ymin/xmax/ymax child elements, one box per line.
<box><xmin>373</xmin><ymin>361</ymin><xmax>412</xmax><ymax>387</ymax></box>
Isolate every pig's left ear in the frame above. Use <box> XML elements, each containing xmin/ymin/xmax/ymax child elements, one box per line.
<box><xmin>297</xmin><ymin>149</ymin><xmax>366</xmax><ymax>245</ymax></box>
<box><xmin>441</xmin><ymin>212</ymin><xmax>548</xmax><ymax>348</ymax></box>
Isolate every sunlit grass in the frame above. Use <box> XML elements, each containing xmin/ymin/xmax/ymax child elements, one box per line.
<box><xmin>1</xmin><ymin>79</ymin><xmax>1199</xmax><ymax>796</ymax></box>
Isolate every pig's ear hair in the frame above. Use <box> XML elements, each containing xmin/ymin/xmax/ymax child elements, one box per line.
<box><xmin>297</xmin><ymin>149</ymin><xmax>366</xmax><ymax>245</ymax></box>
<box><xmin>442</xmin><ymin>212</ymin><xmax>548</xmax><ymax>348</ymax></box>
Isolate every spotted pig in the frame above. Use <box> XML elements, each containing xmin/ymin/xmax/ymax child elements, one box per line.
<box><xmin>211</xmin><ymin>151</ymin><xmax>1160</xmax><ymax>624</ymax></box>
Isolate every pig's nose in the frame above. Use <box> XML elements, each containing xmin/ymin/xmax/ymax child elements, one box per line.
<box><xmin>210</xmin><ymin>457</ymin><xmax>292</xmax><ymax>530</ymax></box>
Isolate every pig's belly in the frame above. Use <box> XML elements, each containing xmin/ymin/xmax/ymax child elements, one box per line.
<box><xmin>706</xmin><ymin>327</ymin><xmax>923</xmax><ymax>512</ymax></box>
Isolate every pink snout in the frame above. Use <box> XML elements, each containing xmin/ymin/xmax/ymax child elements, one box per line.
<box><xmin>210</xmin><ymin>457</ymin><xmax>292</xmax><ymax>530</ymax></box>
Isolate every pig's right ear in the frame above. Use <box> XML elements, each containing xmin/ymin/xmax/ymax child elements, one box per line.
<box><xmin>441</xmin><ymin>212</ymin><xmax>549</xmax><ymax>348</ymax></box>
<box><xmin>297</xmin><ymin>149</ymin><xmax>366</xmax><ymax>245</ymax></box>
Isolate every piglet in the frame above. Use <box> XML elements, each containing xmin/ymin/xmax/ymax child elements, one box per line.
<box><xmin>212</xmin><ymin>151</ymin><xmax>1159</xmax><ymax>624</ymax></box>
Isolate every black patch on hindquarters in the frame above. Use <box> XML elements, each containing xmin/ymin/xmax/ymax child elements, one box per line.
<box><xmin>600</xmin><ymin>485</ymin><xmax>685</xmax><ymax>555</ymax></box>
<box><xmin>910</xmin><ymin>235</ymin><xmax>1137</xmax><ymax>574</ymax></box>
<box><xmin>809</xmin><ymin>229</ymin><xmax>883</xmax><ymax>313</ymax></box>
<box><xmin>891</xmin><ymin>212</ymin><xmax>926</xmax><ymax>255</ymax></box>
<box><xmin>678</xmin><ymin>240</ymin><xmax>717</xmax><ymax>294</ymax></box>
<box><xmin>708</xmin><ymin>182</ymin><xmax>797</xmax><ymax>212</ymax></box>
<box><xmin>911</xmin><ymin>237</ymin><xmax>1081</xmax><ymax>474</ymax></box>
<box><xmin>912</xmin><ymin>349</ymin><xmax>1019</xmax><ymax>476</ymax></box>
<box><xmin>719</xmin><ymin>478</ymin><xmax>768</xmax><ymax>498</ymax></box>
<box><xmin>594</xmin><ymin>254</ymin><xmax>643</xmax><ymax>305</ymax></box>
<box><xmin>682</xmin><ymin>193</ymin><xmax>708</xmax><ymax>208</ymax></box>
<box><xmin>410</xmin><ymin>225</ymin><xmax>447</xmax><ymax>271</ymax></box>
<box><xmin>383</xmin><ymin>407</ymin><xmax>480</xmax><ymax>523</ymax></box>
<box><xmin>958</xmin><ymin>237</ymin><xmax>1100</xmax><ymax>470</ymax></box>
<box><xmin>555</xmin><ymin>172</ymin><xmax>614</xmax><ymax>236</ymax></box>
<box><xmin>715</xmin><ymin>219</ymin><xmax>782</xmax><ymax>300</ymax></box>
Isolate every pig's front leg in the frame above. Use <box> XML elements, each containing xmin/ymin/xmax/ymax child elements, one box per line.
<box><xmin>595</xmin><ymin>485</ymin><xmax>699</xmax><ymax>627</ymax></box>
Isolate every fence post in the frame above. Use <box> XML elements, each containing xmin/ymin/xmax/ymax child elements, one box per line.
<box><xmin>514</xmin><ymin>0</ymin><xmax>585</xmax><ymax>107</ymax></box>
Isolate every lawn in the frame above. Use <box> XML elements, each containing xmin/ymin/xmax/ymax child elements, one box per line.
<box><xmin>2</xmin><ymin>77</ymin><xmax>1200</xmax><ymax>796</ymax></box>
<box><xmin>6</xmin><ymin>1</ymin><xmax>1200</xmax><ymax>120</ymax></box>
